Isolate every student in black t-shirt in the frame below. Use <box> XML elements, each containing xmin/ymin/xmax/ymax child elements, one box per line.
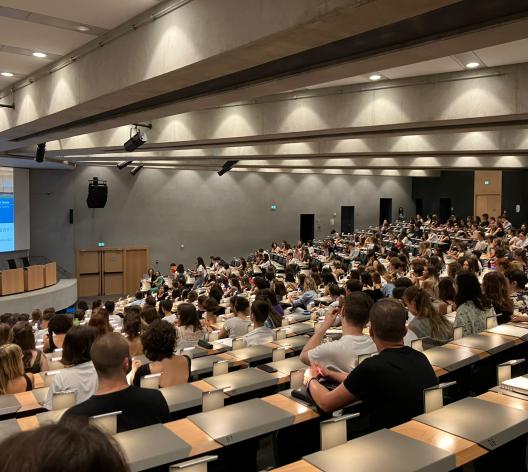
<box><xmin>304</xmin><ymin>298</ymin><xmax>438</xmax><ymax>431</ymax></box>
<box><xmin>62</xmin><ymin>332</ymin><xmax>170</xmax><ymax>433</ymax></box>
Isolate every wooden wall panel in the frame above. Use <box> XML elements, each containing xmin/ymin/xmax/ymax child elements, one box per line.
<box><xmin>103</xmin><ymin>250</ymin><xmax>123</xmax><ymax>273</ymax></box>
<box><xmin>104</xmin><ymin>273</ymin><xmax>123</xmax><ymax>295</ymax></box>
<box><xmin>474</xmin><ymin>170</ymin><xmax>502</xmax><ymax>218</ymax></box>
<box><xmin>78</xmin><ymin>274</ymin><xmax>100</xmax><ymax>297</ymax></box>
<box><xmin>125</xmin><ymin>248</ymin><xmax>149</xmax><ymax>295</ymax></box>
<box><xmin>77</xmin><ymin>251</ymin><xmax>100</xmax><ymax>274</ymax></box>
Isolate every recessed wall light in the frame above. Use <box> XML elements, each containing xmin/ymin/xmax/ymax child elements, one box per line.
<box><xmin>369</xmin><ymin>73</ymin><xmax>382</xmax><ymax>81</ymax></box>
<box><xmin>1</xmin><ymin>72</ymin><xmax>14</xmax><ymax>77</ymax></box>
<box><xmin>76</xmin><ymin>25</ymin><xmax>90</xmax><ymax>32</ymax></box>
<box><xmin>465</xmin><ymin>62</ymin><xmax>480</xmax><ymax>69</ymax></box>
<box><xmin>32</xmin><ymin>52</ymin><xmax>47</xmax><ymax>58</ymax></box>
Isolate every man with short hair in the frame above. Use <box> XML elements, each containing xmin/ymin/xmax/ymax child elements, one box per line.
<box><xmin>130</xmin><ymin>291</ymin><xmax>145</xmax><ymax>306</ymax></box>
<box><xmin>304</xmin><ymin>299</ymin><xmax>437</xmax><ymax>430</ymax></box>
<box><xmin>63</xmin><ymin>333</ymin><xmax>170</xmax><ymax>432</ymax></box>
<box><xmin>104</xmin><ymin>300</ymin><xmax>122</xmax><ymax>329</ymax></box>
<box><xmin>160</xmin><ymin>299</ymin><xmax>176</xmax><ymax>324</ymax></box>
<box><xmin>300</xmin><ymin>292</ymin><xmax>375</xmax><ymax>373</ymax></box>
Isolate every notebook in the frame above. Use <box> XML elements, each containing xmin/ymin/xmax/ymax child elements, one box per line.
<box><xmin>501</xmin><ymin>376</ymin><xmax>528</xmax><ymax>396</ymax></box>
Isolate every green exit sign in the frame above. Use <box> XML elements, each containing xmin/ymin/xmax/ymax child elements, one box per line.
<box><xmin>97</xmin><ymin>241</ymin><xmax>105</xmax><ymax>247</ymax></box>
<box><xmin>271</xmin><ymin>204</ymin><xmax>277</xmax><ymax>211</ymax></box>
<box><xmin>484</xmin><ymin>180</ymin><xmax>490</xmax><ymax>185</ymax></box>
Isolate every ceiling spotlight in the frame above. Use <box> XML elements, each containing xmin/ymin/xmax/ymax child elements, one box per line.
<box><xmin>130</xmin><ymin>165</ymin><xmax>143</xmax><ymax>176</ymax></box>
<box><xmin>1</xmin><ymin>72</ymin><xmax>14</xmax><ymax>77</ymax></box>
<box><xmin>217</xmin><ymin>160</ymin><xmax>239</xmax><ymax>176</ymax></box>
<box><xmin>35</xmin><ymin>143</ymin><xmax>46</xmax><ymax>163</ymax></box>
<box><xmin>32</xmin><ymin>52</ymin><xmax>47</xmax><ymax>58</ymax></box>
<box><xmin>76</xmin><ymin>25</ymin><xmax>90</xmax><ymax>32</ymax></box>
<box><xmin>124</xmin><ymin>129</ymin><xmax>146</xmax><ymax>152</ymax></box>
<box><xmin>117</xmin><ymin>160</ymin><xmax>133</xmax><ymax>170</ymax></box>
<box><xmin>465</xmin><ymin>62</ymin><xmax>480</xmax><ymax>69</ymax></box>
<box><xmin>369</xmin><ymin>73</ymin><xmax>382</xmax><ymax>81</ymax></box>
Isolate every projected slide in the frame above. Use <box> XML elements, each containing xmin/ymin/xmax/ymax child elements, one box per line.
<box><xmin>0</xmin><ymin>168</ymin><xmax>14</xmax><ymax>252</ymax></box>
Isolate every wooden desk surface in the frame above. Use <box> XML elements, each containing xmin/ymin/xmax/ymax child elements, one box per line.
<box><xmin>432</xmin><ymin>366</ymin><xmax>448</xmax><ymax>377</ymax></box>
<box><xmin>480</xmin><ymin>331</ymin><xmax>525</xmax><ymax>346</ymax></box>
<box><xmin>17</xmin><ymin>415</ymin><xmax>40</xmax><ymax>431</ymax></box>
<box><xmin>272</xmin><ymin>460</ymin><xmax>320</xmax><ymax>472</ymax></box>
<box><xmin>262</xmin><ymin>394</ymin><xmax>319</xmax><ymax>425</ymax></box>
<box><xmin>216</xmin><ymin>352</ymin><xmax>248</xmax><ymax>368</ymax></box>
<box><xmin>478</xmin><ymin>391</ymin><xmax>528</xmax><ymax>412</ymax></box>
<box><xmin>191</xmin><ymin>380</ymin><xmax>217</xmax><ymax>393</ymax></box>
<box><xmin>14</xmin><ymin>391</ymin><xmax>42</xmax><ymax>413</ymax></box>
<box><xmin>164</xmin><ymin>419</ymin><xmax>222</xmax><ymax>457</ymax></box>
<box><xmin>444</xmin><ymin>343</ymin><xmax>490</xmax><ymax>360</ymax></box>
<box><xmin>392</xmin><ymin>420</ymin><xmax>487</xmax><ymax>467</ymax></box>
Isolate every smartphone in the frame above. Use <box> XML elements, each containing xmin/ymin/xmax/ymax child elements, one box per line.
<box><xmin>198</xmin><ymin>339</ymin><xmax>213</xmax><ymax>350</ymax></box>
<box><xmin>258</xmin><ymin>364</ymin><xmax>278</xmax><ymax>373</ymax></box>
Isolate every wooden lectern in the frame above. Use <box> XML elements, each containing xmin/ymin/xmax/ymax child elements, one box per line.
<box><xmin>24</xmin><ymin>265</ymin><xmax>45</xmax><ymax>291</ymax></box>
<box><xmin>0</xmin><ymin>268</ymin><xmax>25</xmax><ymax>295</ymax></box>
<box><xmin>44</xmin><ymin>262</ymin><xmax>57</xmax><ymax>287</ymax></box>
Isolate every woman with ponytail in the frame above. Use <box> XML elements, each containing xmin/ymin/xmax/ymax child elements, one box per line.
<box><xmin>403</xmin><ymin>285</ymin><xmax>453</xmax><ymax>345</ymax></box>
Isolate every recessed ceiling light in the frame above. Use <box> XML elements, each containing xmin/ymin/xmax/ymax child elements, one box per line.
<box><xmin>465</xmin><ymin>62</ymin><xmax>480</xmax><ymax>69</ymax></box>
<box><xmin>369</xmin><ymin>73</ymin><xmax>382</xmax><ymax>81</ymax></box>
<box><xmin>76</xmin><ymin>25</ymin><xmax>90</xmax><ymax>32</ymax></box>
<box><xmin>1</xmin><ymin>72</ymin><xmax>14</xmax><ymax>77</ymax></box>
<box><xmin>32</xmin><ymin>52</ymin><xmax>47</xmax><ymax>58</ymax></box>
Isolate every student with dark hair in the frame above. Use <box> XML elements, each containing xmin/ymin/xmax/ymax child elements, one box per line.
<box><xmin>301</xmin><ymin>292</ymin><xmax>375</xmax><ymax>372</ymax></box>
<box><xmin>0</xmin><ymin>323</ymin><xmax>11</xmax><ymax>345</ymax></box>
<box><xmin>192</xmin><ymin>256</ymin><xmax>207</xmax><ymax>289</ymax></box>
<box><xmin>104</xmin><ymin>300</ymin><xmax>122</xmax><ymax>328</ymax></box>
<box><xmin>259</xmin><ymin>287</ymin><xmax>284</xmax><ymax>316</ymax></box>
<box><xmin>44</xmin><ymin>326</ymin><xmax>98</xmax><ymax>410</ymax></box>
<box><xmin>243</xmin><ymin>300</ymin><xmax>277</xmax><ymax>346</ymax></box>
<box><xmin>272</xmin><ymin>279</ymin><xmax>288</xmax><ymax>301</ymax></box>
<box><xmin>63</xmin><ymin>332</ymin><xmax>170</xmax><ymax>433</ymax></box>
<box><xmin>304</xmin><ymin>299</ymin><xmax>437</xmax><ymax>430</ymax></box>
<box><xmin>219</xmin><ymin>296</ymin><xmax>251</xmax><ymax>339</ymax></box>
<box><xmin>438</xmin><ymin>277</ymin><xmax>457</xmax><ymax>311</ymax></box>
<box><xmin>77</xmin><ymin>300</ymin><xmax>89</xmax><ymax>312</ymax></box>
<box><xmin>144</xmin><ymin>295</ymin><xmax>156</xmax><ymax>308</ymax></box>
<box><xmin>44</xmin><ymin>314</ymin><xmax>73</xmax><ymax>353</ymax></box>
<box><xmin>123</xmin><ymin>311</ymin><xmax>143</xmax><ymax>356</ymax></box>
<box><xmin>88</xmin><ymin>310</ymin><xmax>113</xmax><ymax>338</ymax></box>
<box><xmin>12</xmin><ymin>321</ymin><xmax>49</xmax><ymax>374</ymax></box>
<box><xmin>453</xmin><ymin>270</ymin><xmax>495</xmax><ymax>336</ymax></box>
<box><xmin>0</xmin><ymin>421</ymin><xmax>129</xmax><ymax>472</ymax></box>
<box><xmin>132</xmin><ymin>320</ymin><xmax>190</xmax><ymax>387</ymax></box>
<box><xmin>130</xmin><ymin>291</ymin><xmax>145</xmax><ymax>306</ymax></box>
<box><xmin>506</xmin><ymin>269</ymin><xmax>528</xmax><ymax>317</ymax></box>
<box><xmin>176</xmin><ymin>303</ymin><xmax>205</xmax><ymax>348</ymax></box>
<box><xmin>156</xmin><ymin>298</ymin><xmax>174</xmax><ymax>324</ymax></box>
<box><xmin>483</xmin><ymin>271</ymin><xmax>514</xmax><ymax>324</ymax></box>
<box><xmin>345</xmin><ymin>278</ymin><xmax>363</xmax><ymax>295</ymax></box>
<box><xmin>140</xmin><ymin>306</ymin><xmax>161</xmax><ymax>325</ymax></box>
<box><xmin>254</xmin><ymin>294</ymin><xmax>283</xmax><ymax>329</ymax></box>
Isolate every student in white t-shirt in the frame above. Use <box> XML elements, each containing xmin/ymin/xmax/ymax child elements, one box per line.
<box><xmin>243</xmin><ymin>299</ymin><xmax>276</xmax><ymax>347</ymax></box>
<box><xmin>300</xmin><ymin>292</ymin><xmax>376</xmax><ymax>373</ymax></box>
<box><xmin>219</xmin><ymin>296</ymin><xmax>251</xmax><ymax>339</ymax></box>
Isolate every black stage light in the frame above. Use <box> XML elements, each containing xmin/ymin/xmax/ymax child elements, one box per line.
<box><xmin>124</xmin><ymin>129</ymin><xmax>146</xmax><ymax>152</ymax></box>
<box><xmin>117</xmin><ymin>160</ymin><xmax>133</xmax><ymax>169</ymax></box>
<box><xmin>130</xmin><ymin>165</ymin><xmax>143</xmax><ymax>176</ymax></box>
<box><xmin>217</xmin><ymin>160</ymin><xmax>239</xmax><ymax>176</ymax></box>
<box><xmin>35</xmin><ymin>143</ymin><xmax>46</xmax><ymax>162</ymax></box>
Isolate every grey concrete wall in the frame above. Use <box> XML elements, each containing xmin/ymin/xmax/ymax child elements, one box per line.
<box><xmin>29</xmin><ymin>167</ymin><xmax>414</xmax><ymax>273</ymax></box>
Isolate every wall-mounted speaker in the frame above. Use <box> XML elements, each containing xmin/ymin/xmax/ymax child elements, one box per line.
<box><xmin>69</xmin><ymin>209</ymin><xmax>74</xmax><ymax>224</ymax></box>
<box><xmin>87</xmin><ymin>177</ymin><xmax>108</xmax><ymax>208</ymax></box>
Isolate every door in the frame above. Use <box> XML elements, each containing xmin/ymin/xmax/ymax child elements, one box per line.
<box><xmin>379</xmin><ymin>198</ymin><xmax>392</xmax><ymax>225</ymax></box>
<box><xmin>340</xmin><ymin>206</ymin><xmax>355</xmax><ymax>234</ymax></box>
<box><xmin>300</xmin><ymin>214</ymin><xmax>315</xmax><ymax>243</ymax></box>
<box><xmin>439</xmin><ymin>198</ymin><xmax>452</xmax><ymax>223</ymax></box>
<box><xmin>415</xmin><ymin>198</ymin><xmax>423</xmax><ymax>218</ymax></box>
<box><xmin>125</xmin><ymin>248</ymin><xmax>149</xmax><ymax>295</ymax></box>
<box><xmin>475</xmin><ymin>194</ymin><xmax>501</xmax><ymax>219</ymax></box>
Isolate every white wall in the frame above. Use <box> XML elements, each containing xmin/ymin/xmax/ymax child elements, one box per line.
<box><xmin>30</xmin><ymin>167</ymin><xmax>414</xmax><ymax>274</ymax></box>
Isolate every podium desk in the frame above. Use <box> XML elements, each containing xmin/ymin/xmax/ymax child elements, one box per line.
<box><xmin>188</xmin><ymin>398</ymin><xmax>294</xmax><ymax>446</ymax></box>
<box><xmin>414</xmin><ymin>397</ymin><xmax>528</xmax><ymax>450</ymax></box>
<box><xmin>116</xmin><ymin>423</ymin><xmax>192</xmax><ymax>472</ymax></box>
<box><xmin>44</xmin><ymin>262</ymin><xmax>57</xmax><ymax>287</ymax></box>
<box><xmin>203</xmin><ymin>367</ymin><xmax>277</xmax><ymax>397</ymax></box>
<box><xmin>0</xmin><ymin>268</ymin><xmax>24</xmax><ymax>295</ymax></box>
<box><xmin>303</xmin><ymin>428</ymin><xmax>455</xmax><ymax>472</ymax></box>
<box><xmin>24</xmin><ymin>265</ymin><xmax>44</xmax><ymax>291</ymax></box>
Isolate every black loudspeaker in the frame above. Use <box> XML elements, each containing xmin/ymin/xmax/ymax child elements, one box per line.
<box><xmin>87</xmin><ymin>178</ymin><xmax>108</xmax><ymax>208</ymax></box>
<box><xmin>69</xmin><ymin>209</ymin><xmax>74</xmax><ymax>224</ymax></box>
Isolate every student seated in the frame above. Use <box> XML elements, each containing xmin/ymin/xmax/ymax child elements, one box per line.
<box><xmin>44</xmin><ymin>326</ymin><xmax>98</xmax><ymax>410</ymax></box>
<box><xmin>44</xmin><ymin>314</ymin><xmax>73</xmax><ymax>353</ymax></box>
<box><xmin>403</xmin><ymin>286</ymin><xmax>453</xmax><ymax>346</ymax></box>
<box><xmin>453</xmin><ymin>270</ymin><xmax>495</xmax><ymax>336</ymax></box>
<box><xmin>0</xmin><ymin>421</ymin><xmax>129</xmax><ymax>472</ymax></box>
<box><xmin>175</xmin><ymin>303</ymin><xmax>206</xmax><ymax>348</ymax></box>
<box><xmin>243</xmin><ymin>300</ymin><xmax>277</xmax><ymax>346</ymax></box>
<box><xmin>304</xmin><ymin>299</ymin><xmax>437</xmax><ymax>430</ymax></box>
<box><xmin>122</xmin><ymin>310</ymin><xmax>143</xmax><ymax>357</ymax></box>
<box><xmin>63</xmin><ymin>333</ymin><xmax>170</xmax><ymax>432</ymax></box>
<box><xmin>132</xmin><ymin>320</ymin><xmax>191</xmax><ymax>387</ymax></box>
<box><xmin>12</xmin><ymin>321</ymin><xmax>49</xmax><ymax>374</ymax></box>
<box><xmin>219</xmin><ymin>296</ymin><xmax>251</xmax><ymax>339</ymax></box>
<box><xmin>159</xmin><ymin>299</ymin><xmax>176</xmax><ymax>324</ymax></box>
<box><xmin>300</xmin><ymin>292</ymin><xmax>375</xmax><ymax>372</ymax></box>
<box><xmin>0</xmin><ymin>344</ymin><xmax>34</xmax><ymax>394</ymax></box>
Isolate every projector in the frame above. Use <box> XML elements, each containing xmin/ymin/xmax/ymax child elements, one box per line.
<box><xmin>124</xmin><ymin>130</ymin><xmax>146</xmax><ymax>152</ymax></box>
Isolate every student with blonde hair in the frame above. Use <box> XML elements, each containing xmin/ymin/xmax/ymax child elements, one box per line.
<box><xmin>0</xmin><ymin>343</ymin><xmax>34</xmax><ymax>394</ymax></box>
